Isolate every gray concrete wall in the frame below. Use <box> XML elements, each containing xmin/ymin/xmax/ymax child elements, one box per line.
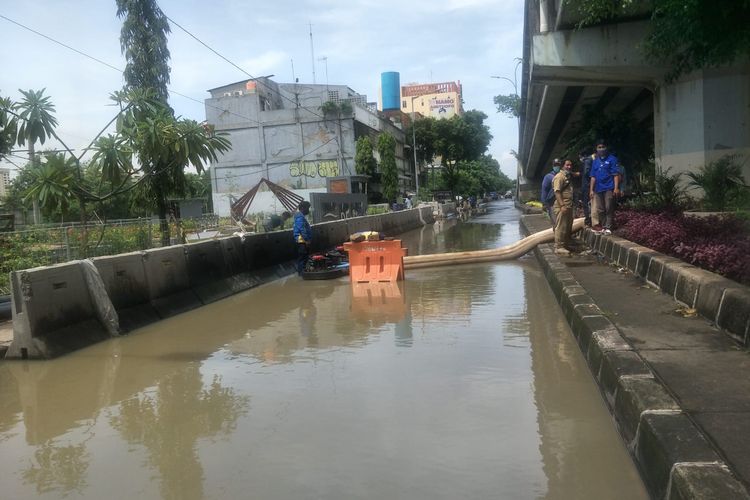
<box><xmin>654</xmin><ymin>65</ymin><xmax>750</xmax><ymax>183</ymax></box>
<box><xmin>5</xmin><ymin>207</ymin><xmax>434</xmax><ymax>359</ymax></box>
<box><xmin>206</xmin><ymin>79</ymin><xmax>408</xmax><ymax>217</ymax></box>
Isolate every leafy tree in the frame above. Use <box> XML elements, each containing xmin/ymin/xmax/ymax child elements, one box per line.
<box><xmin>116</xmin><ymin>0</ymin><xmax>172</xmax><ymax>103</ymax></box>
<box><xmin>494</xmin><ymin>94</ymin><xmax>521</xmax><ymax>118</ymax></box>
<box><xmin>93</xmin><ymin>92</ymin><xmax>230</xmax><ymax>240</ymax></box>
<box><xmin>377</xmin><ymin>133</ymin><xmax>398</xmax><ymax>203</ymax></box>
<box><xmin>404</xmin><ymin>111</ymin><xmax>494</xmax><ymax>195</ymax></box>
<box><xmin>562</xmin><ymin>105</ymin><xmax>653</xmax><ymax>193</ymax></box>
<box><xmin>14</xmin><ymin>88</ymin><xmax>62</xmax><ymax>224</ymax></box>
<box><xmin>0</xmin><ymin>94</ymin><xmax>17</xmax><ymax>160</ymax></box>
<box><xmin>115</xmin><ymin>0</ymin><xmax>230</xmax><ymax>245</ymax></box>
<box><xmin>23</xmin><ymin>152</ymin><xmax>77</xmax><ymax>219</ymax></box>
<box><xmin>571</xmin><ymin>0</ymin><xmax>750</xmax><ymax>82</ymax></box>
<box><xmin>645</xmin><ymin>0</ymin><xmax>750</xmax><ymax>82</ymax></box>
<box><xmin>15</xmin><ymin>89</ymin><xmax>59</xmax><ymax>161</ymax></box>
<box><xmin>354</xmin><ymin>136</ymin><xmax>377</xmax><ymax>176</ymax></box>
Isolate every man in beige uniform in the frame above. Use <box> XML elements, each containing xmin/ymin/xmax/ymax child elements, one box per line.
<box><xmin>552</xmin><ymin>159</ymin><xmax>574</xmax><ymax>256</ymax></box>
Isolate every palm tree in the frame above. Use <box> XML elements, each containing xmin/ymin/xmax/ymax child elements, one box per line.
<box><xmin>15</xmin><ymin>89</ymin><xmax>58</xmax><ymax>161</ymax></box>
<box><xmin>15</xmin><ymin>89</ymin><xmax>59</xmax><ymax>223</ymax></box>
<box><xmin>93</xmin><ymin>93</ymin><xmax>230</xmax><ymax>245</ymax></box>
<box><xmin>23</xmin><ymin>152</ymin><xmax>77</xmax><ymax>221</ymax></box>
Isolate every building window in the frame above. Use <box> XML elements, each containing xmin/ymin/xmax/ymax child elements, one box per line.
<box><xmin>402</xmin><ymin>100</ymin><xmax>407</xmax><ymax>108</ymax></box>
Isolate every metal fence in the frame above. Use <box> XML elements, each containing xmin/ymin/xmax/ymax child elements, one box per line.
<box><xmin>0</xmin><ymin>215</ymin><xmax>222</xmax><ymax>295</ymax></box>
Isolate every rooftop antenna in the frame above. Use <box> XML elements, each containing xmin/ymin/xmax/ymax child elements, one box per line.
<box><xmin>290</xmin><ymin>58</ymin><xmax>295</xmax><ymax>82</ymax></box>
<box><xmin>309</xmin><ymin>22</ymin><xmax>317</xmax><ymax>84</ymax></box>
<box><xmin>318</xmin><ymin>56</ymin><xmax>329</xmax><ymax>90</ymax></box>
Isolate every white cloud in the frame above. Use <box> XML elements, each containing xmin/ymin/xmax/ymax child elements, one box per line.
<box><xmin>1</xmin><ymin>0</ymin><xmax>525</xmax><ymax>174</ymax></box>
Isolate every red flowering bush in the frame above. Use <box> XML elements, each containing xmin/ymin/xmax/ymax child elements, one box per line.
<box><xmin>614</xmin><ymin>209</ymin><xmax>750</xmax><ymax>285</ymax></box>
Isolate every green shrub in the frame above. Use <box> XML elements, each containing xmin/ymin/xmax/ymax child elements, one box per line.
<box><xmin>686</xmin><ymin>155</ymin><xmax>748</xmax><ymax>211</ymax></box>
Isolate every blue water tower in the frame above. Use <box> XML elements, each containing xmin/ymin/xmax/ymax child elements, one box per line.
<box><xmin>381</xmin><ymin>71</ymin><xmax>401</xmax><ymax>111</ymax></box>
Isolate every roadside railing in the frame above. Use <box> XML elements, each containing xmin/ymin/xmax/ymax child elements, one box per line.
<box><xmin>0</xmin><ymin>215</ymin><xmax>223</xmax><ymax>295</ymax></box>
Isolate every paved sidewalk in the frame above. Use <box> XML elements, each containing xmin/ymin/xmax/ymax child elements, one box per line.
<box><xmin>523</xmin><ymin>214</ymin><xmax>750</xmax><ymax>498</ymax></box>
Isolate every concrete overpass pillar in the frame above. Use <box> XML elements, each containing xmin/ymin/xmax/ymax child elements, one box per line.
<box><xmin>654</xmin><ymin>65</ymin><xmax>750</xmax><ymax>182</ymax></box>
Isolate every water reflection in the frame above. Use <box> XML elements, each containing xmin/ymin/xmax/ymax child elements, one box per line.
<box><xmin>21</xmin><ymin>441</ymin><xmax>89</xmax><ymax>496</ymax></box>
<box><xmin>0</xmin><ymin>348</ymin><xmax>248</xmax><ymax>499</ymax></box>
<box><xmin>0</xmin><ymin>201</ymin><xmax>646</xmax><ymax>499</ymax></box>
<box><xmin>109</xmin><ymin>368</ymin><xmax>248</xmax><ymax>500</ymax></box>
<box><xmin>523</xmin><ymin>264</ymin><xmax>647</xmax><ymax>498</ymax></box>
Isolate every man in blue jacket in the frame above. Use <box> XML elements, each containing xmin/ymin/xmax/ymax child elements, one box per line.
<box><xmin>588</xmin><ymin>139</ymin><xmax>621</xmax><ymax>235</ymax></box>
<box><xmin>293</xmin><ymin>201</ymin><xmax>312</xmax><ymax>275</ymax></box>
<box><xmin>541</xmin><ymin>159</ymin><xmax>561</xmax><ymax>226</ymax></box>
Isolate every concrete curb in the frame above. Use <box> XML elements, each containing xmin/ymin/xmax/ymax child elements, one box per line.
<box><xmin>582</xmin><ymin>229</ymin><xmax>750</xmax><ymax>346</ymax></box>
<box><xmin>520</xmin><ymin>216</ymin><xmax>750</xmax><ymax>500</ymax></box>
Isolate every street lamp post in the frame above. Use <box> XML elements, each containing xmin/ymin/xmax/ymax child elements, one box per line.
<box><xmin>410</xmin><ymin>95</ymin><xmax>420</xmax><ymax>200</ymax></box>
<box><xmin>491</xmin><ymin>58</ymin><xmax>523</xmax><ymax>126</ymax></box>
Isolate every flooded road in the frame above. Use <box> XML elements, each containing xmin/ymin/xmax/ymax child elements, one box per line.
<box><xmin>0</xmin><ymin>200</ymin><xmax>648</xmax><ymax>499</ymax></box>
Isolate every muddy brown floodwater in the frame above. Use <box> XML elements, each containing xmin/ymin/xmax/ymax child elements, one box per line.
<box><xmin>0</xmin><ymin>200</ymin><xmax>648</xmax><ymax>499</ymax></box>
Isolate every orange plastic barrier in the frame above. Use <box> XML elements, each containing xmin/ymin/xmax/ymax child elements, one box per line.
<box><xmin>343</xmin><ymin>240</ymin><xmax>407</xmax><ymax>282</ymax></box>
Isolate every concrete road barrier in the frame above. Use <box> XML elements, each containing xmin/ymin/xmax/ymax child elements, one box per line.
<box><xmin>185</xmin><ymin>240</ymin><xmax>233</xmax><ymax>304</ymax></box>
<box><xmin>219</xmin><ymin>236</ymin><xmax>260</xmax><ymax>294</ymax></box>
<box><xmin>92</xmin><ymin>252</ymin><xmax>159</xmax><ymax>333</ymax></box>
<box><xmin>4</xmin><ymin>210</ymin><xmax>436</xmax><ymax>359</ymax></box>
<box><xmin>142</xmin><ymin>246</ymin><xmax>201</xmax><ymax>318</ymax></box>
<box><xmin>6</xmin><ymin>261</ymin><xmax>116</xmax><ymax>359</ymax></box>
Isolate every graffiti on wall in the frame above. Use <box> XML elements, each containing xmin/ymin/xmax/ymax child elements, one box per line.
<box><xmin>289</xmin><ymin>160</ymin><xmax>339</xmax><ymax>178</ymax></box>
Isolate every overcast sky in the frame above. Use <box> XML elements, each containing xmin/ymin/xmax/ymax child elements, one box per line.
<box><xmin>0</xmin><ymin>0</ymin><xmax>524</xmax><ymax>178</ymax></box>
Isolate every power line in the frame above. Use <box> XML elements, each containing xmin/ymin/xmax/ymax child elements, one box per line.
<box><xmin>0</xmin><ymin>13</ymin><xmax>309</xmax><ymax>143</ymax></box>
<box><xmin>0</xmin><ymin>13</ymin><xmax>358</xmax><ymax>186</ymax></box>
<box><xmin>0</xmin><ymin>14</ymin><xmax>122</xmax><ymax>73</ymax></box>
<box><xmin>163</xmin><ymin>12</ymin><xmax>357</xmax><ymax>134</ymax></box>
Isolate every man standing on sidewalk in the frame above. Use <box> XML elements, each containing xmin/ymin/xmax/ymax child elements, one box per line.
<box><xmin>552</xmin><ymin>159</ymin><xmax>574</xmax><ymax>256</ymax></box>
<box><xmin>579</xmin><ymin>149</ymin><xmax>594</xmax><ymax>227</ymax></box>
<box><xmin>541</xmin><ymin>159</ymin><xmax>561</xmax><ymax>226</ymax></box>
<box><xmin>589</xmin><ymin>139</ymin><xmax>621</xmax><ymax>235</ymax></box>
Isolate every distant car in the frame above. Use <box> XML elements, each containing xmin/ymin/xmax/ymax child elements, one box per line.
<box><xmin>504</xmin><ymin>190</ymin><xmax>513</xmax><ymax>199</ymax></box>
<box><xmin>489</xmin><ymin>191</ymin><xmax>499</xmax><ymax>200</ymax></box>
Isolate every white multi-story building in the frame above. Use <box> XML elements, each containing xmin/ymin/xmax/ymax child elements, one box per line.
<box><xmin>204</xmin><ymin>77</ymin><xmax>409</xmax><ymax>216</ymax></box>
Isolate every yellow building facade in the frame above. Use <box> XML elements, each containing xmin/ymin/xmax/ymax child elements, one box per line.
<box><xmin>400</xmin><ymin>81</ymin><xmax>463</xmax><ymax>119</ymax></box>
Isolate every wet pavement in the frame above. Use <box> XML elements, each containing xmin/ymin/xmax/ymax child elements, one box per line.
<box><xmin>0</xmin><ymin>200</ymin><xmax>648</xmax><ymax>499</ymax></box>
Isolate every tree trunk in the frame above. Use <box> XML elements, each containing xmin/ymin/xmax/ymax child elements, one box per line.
<box><xmin>78</xmin><ymin>194</ymin><xmax>88</xmax><ymax>258</ymax></box>
<box><xmin>157</xmin><ymin>195</ymin><xmax>170</xmax><ymax>247</ymax></box>
<box><xmin>29</xmin><ymin>143</ymin><xmax>41</xmax><ymax>224</ymax></box>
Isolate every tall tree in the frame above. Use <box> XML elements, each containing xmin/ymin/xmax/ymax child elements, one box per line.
<box><xmin>15</xmin><ymin>89</ymin><xmax>59</xmax><ymax>223</ymax></box>
<box><xmin>116</xmin><ymin>0</ymin><xmax>178</xmax><ymax>245</ymax></box>
<box><xmin>23</xmin><ymin>152</ymin><xmax>77</xmax><ymax>220</ymax></box>
<box><xmin>15</xmin><ymin>89</ymin><xmax>58</xmax><ymax>162</ymax></box>
<box><xmin>117</xmin><ymin>0</ymin><xmax>172</xmax><ymax>103</ymax></box>
<box><xmin>92</xmin><ymin>92</ymin><xmax>230</xmax><ymax>226</ymax></box>
<box><xmin>0</xmin><ymin>94</ymin><xmax>17</xmax><ymax>160</ymax></box>
<box><xmin>493</xmin><ymin>94</ymin><xmax>521</xmax><ymax>118</ymax></box>
<box><xmin>377</xmin><ymin>133</ymin><xmax>398</xmax><ymax>204</ymax></box>
<box><xmin>405</xmin><ymin>117</ymin><xmax>437</xmax><ymax>167</ymax></box>
<box><xmin>354</xmin><ymin>136</ymin><xmax>377</xmax><ymax>176</ymax></box>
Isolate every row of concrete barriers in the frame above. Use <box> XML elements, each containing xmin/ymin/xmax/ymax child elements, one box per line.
<box><xmin>521</xmin><ymin>216</ymin><xmax>750</xmax><ymax>499</ymax></box>
<box><xmin>6</xmin><ymin>207</ymin><xmax>434</xmax><ymax>359</ymax></box>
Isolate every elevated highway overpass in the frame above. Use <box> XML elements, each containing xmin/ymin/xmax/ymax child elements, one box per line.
<box><xmin>517</xmin><ymin>0</ymin><xmax>750</xmax><ymax>200</ymax></box>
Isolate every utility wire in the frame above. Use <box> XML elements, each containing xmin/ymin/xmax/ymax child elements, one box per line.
<box><xmin>164</xmin><ymin>12</ymin><xmax>359</xmax><ymax>135</ymax></box>
<box><xmin>0</xmin><ymin>13</ymin><xmax>310</xmax><ymax>143</ymax></box>
<box><xmin>0</xmin><ymin>13</ymin><xmax>356</xmax><ymax>187</ymax></box>
<box><xmin>0</xmin><ymin>14</ymin><xmax>122</xmax><ymax>73</ymax></box>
